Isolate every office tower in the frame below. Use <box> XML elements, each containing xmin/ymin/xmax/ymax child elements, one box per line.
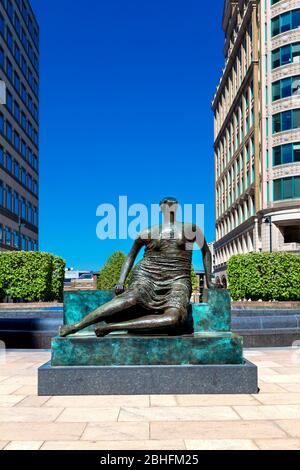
<box><xmin>213</xmin><ymin>0</ymin><xmax>300</xmax><ymax>284</ymax></box>
<box><xmin>0</xmin><ymin>0</ymin><xmax>39</xmax><ymax>251</ymax></box>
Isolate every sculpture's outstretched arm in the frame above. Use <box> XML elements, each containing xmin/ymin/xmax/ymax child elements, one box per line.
<box><xmin>194</xmin><ymin>226</ymin><xmax>213</xmax><ymax>289</ymax></box>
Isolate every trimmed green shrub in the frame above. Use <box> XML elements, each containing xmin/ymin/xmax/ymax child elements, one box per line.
<box><xmin>97</xmin><ymin>251</ymin><xmax>126</xmax><ymax>290</ymax></box>
<box><xmin>228</xmin><ymin>252</ymin><xmax>300</xmax><ymax>301</ymax></box>
<box><xmin>0</xmin><ymin>251</ymin><xmax>65</xmax><ymax>302</ymax></box>
<box><xmin>51</xmin><ymin>255</ymin><xmax>66</xmax><ymax>302</ymax></box>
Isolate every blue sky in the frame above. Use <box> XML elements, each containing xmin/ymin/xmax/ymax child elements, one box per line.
<box><xmin>30</xmin><ymin>0</ymin><xmax>225</xmax><ymax>271</ymax></box>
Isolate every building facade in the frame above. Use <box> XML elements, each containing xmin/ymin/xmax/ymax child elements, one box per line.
<box><xmin>213</xmin><ymin>0</ymin><xmax>300</xmax><ymax>284</ymax></box>
<box><xmin>0</xmin><ymin>0</ymin><xmax>39</xmax><ymax>251</ymax></box>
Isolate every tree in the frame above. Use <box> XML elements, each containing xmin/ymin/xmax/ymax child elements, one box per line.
<box><xmin>191</xmin><ymin>266</ymin><xmax>199</xmax><ymax>291</ymax></box>
<box><xmin>97</xmin><ymin>251</ymin><xmax>126</xmax><ymax>290</ymax></box>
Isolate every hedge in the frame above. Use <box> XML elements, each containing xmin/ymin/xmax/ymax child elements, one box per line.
<box><xmin>0</xmin><ymin>251</ymin><xmax>66</xmax><ymax>302</ymax></box>
<box><xmin>228</xmin><ymin>252</ymin><xmax>300</xmax><ymax>301</ymax></box>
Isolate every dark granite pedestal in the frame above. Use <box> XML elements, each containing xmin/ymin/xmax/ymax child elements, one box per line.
<box><xmin>38</xmin><ymin>360</ymin><xmax>258</xmax><ymax>395</ymax></box>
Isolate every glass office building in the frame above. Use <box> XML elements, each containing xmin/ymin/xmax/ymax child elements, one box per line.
<box><xmin>0</xmin><ymin>0</ymin><xmax>39</xmax><ymax>251</ymax></box>
<box><xmin>213</xmin><ymin>0</ymin><xmax>300</xmax><ymax>285</ymax></box>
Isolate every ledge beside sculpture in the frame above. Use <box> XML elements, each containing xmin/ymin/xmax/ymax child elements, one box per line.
<box><xmin>38</xmin><ymin>198</ymin><xmax>258</xmax><ymax>395</ymax></box>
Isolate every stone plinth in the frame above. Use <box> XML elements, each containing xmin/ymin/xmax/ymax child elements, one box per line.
<box><xmin>38</xmin><ymin>360</ymin><xmax>258</xmax><ymax>396</ymax></box>
<box><xmin>51</xmin><ymin>332</ymin><xmax>243</xmax><ymax>367</ymax></box>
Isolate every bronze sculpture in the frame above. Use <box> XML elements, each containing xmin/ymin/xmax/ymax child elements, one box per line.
<box><xmin>59</xmin><ymin>197</ymin><xmax>213</xmax><ymax>337</ymax></box>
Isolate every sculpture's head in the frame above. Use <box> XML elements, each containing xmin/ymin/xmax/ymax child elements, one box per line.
<box><xmin>159</xmin><ymin>197</ymin><xmax>179</xmax><ymax>218</ymax></box>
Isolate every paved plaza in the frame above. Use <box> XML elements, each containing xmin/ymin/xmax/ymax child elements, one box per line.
<box><xmin>0</xmin><ymin>348</ymin><xmax>300</xmax><ymax>450</ymax></box>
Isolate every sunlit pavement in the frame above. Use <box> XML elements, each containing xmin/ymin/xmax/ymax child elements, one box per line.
<box><xmin>0</xmin><ymin>348</ymin><xmax>300</xmax><ymax>450</ymax></box>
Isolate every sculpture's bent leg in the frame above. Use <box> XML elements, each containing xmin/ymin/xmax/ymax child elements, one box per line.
<box><xmin>95</xmin><ymin>307</ymin><xmax>183</xmax><ymax>337</ymax></box>
<box><xmin>59</xmin><ymin>291</ymin><xmax>139</xmax><ymax>337</ymax></box>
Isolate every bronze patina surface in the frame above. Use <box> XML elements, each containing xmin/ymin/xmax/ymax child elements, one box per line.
<box><xmin>59</xmin><ymin>197</ymin><xmax>213</xmax><ymax>337</ymax></box>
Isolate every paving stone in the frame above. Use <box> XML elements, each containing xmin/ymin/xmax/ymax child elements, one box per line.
<box><xmin>150</xmin><ymin>421</ymin><xmax>287</xmax><ymax>440</ymax></box>
<box><xmin>82</xmin><ymin>422</ymin><xmax>149</xmax><ymax>441</ymax></box>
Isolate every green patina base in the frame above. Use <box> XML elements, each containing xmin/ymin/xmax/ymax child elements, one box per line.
<box><xmin>63</xmin><ymin>288</ymin><xmax>231</xmax><ymax>334</ymax></box>
<box><xmin>51</xmin><ymin>332</ymin><xmax>243</xmax><ymax>367</ymax></box>
<box><xmin>53</xmin><ymin>288</ymin><xmax>242</xmax><ymax>367</ymax></box>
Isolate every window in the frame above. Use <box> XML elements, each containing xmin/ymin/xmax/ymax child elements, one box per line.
<box><xmin>21</xmin><ymin>84</ymin><xmax>26</xmax><ymax>103</ymax></box>
<box><xmin>294</xmin><ymin>143</ymin><xmax>300</xmax><ymax>162</ymax></box>
<box><xmin>5</xmin><ymin>227</ymin><xmax>12</xmax><ymax>246</ymax></box>
<box><xmin>27</xmin><ymin>174</ymin><xmax>32</xmax><ymax>191</ymax></box>
<box><xmin>294</xmin><ymin>109</ymin><xmax>300</xmax><ymax>129</ymax></box>
<box><xmin>6</xmin><ymin>59</ymin><xmax>13</xmax><ymax>80</ymax></box>
<box><xmin>273</xmin><ymin>176</ymin><xmax>300</xmax><ymax>200</ymax></box>
<box><xmin>282</xmin><ymin>144</ymin><xmax>293</xmax><ymax>164</ymax></box>
<box><xmin>14</xmin><ymin>14</ymin><xmax>21</xmax><ymax>36</ymax></box>
<box><xmin>14</xmin><ymin>231</ymin><xmax>19</xmax><ymax>249</ymax></box>
<box><xmin>283</xmin><ymin>226</ymin><xmax>300</xmax><ymax>244</ymax></box>
<box><xmin>272</xmin><ymin>16</ymin><xmax>279</xmax><ymax>37</ymax></box>
<box><xmin>292</xmin><ymin>77</ymin><xmax>300</xmax><ymax>96</ymax></box>
<box><xmin>272</xmin><ymin>10</ymin><xmax>300</xmax><ymax>37</ymax></box>
<box><xmin>272</xmin><ymin>76</ymin><xmax>300</xmax><ymax>101</ymax></box>
<box><xmin>282</xmin><ymin>77</ymin><xmax>292</xmax><ymax>98</ymax></box>
<box><xmin>6</xmin><ymin>121</ymin><xmax>12</xmax><ymax>141</ymax></box>
<box><xmin>293</xmin><ymin>43</ymin><xmax>300</xmax><ymax>63</ymax></box>
<box><xmin>21</xmin><ymin>140</ymin><xmax>26</xmax><ymax>158</ymax></box>
<box><xmin>27</xmin><ymin>148</ymin><xmax>33</xmax><ymax>165</ymax></box>
<box><xmin>273</xmin><ymin>109</ymin><xmax>300</xmax><ymax>133</ymax></box>
<box><xmin>273</xmin><ymin>142</ymin><xmax>300</xmax><ymax>166</ymax></box>
<box><xmin>14</xmin><ymin>44</ymin><xmax>20</xmax><ymax>64</ymax></box>
<box><xmin>0</xmin><ymin>181</ymin><xmax>3</xmax><ymax>207</ymax></box>
<box><xmin>0</xmin><ymin>47</ymin><xmax>4</xmax><ymax>69</ymax></box>
<box><xmin>27</xmin><ymin>202</ymin><xmax>32</xmax><ymax>223</ymax></box>
<box><xmin>6</xmin><ymin>0</ymin><xmax>13</xmax><ymax>20</ymax></box>
<box><xmin>293</xmin><ymin>9</ymin><xmax>300</xmax><ymax>30</ymax></box>
<box><xmin>21</xmin><ymin>112</ymin><xmax>26</xmax><ymax>130</ymax></box>
<box><xmin>21</xmin><ymin>55</ymin><xmax>27</xmax><ymax>76</ymax></box>
<box><xmin>21</xmin><ymin>28</ymin><xmax>27</xmax><ymax>49</ymax></box>
<box><xmin>21</xmin><ymin>197</ymin><xmax>26</xmax><ymax>218</ymax></box>
<box><xmin>6</xmin><ymin>153</ymin><xmax>12</xmax><ymax>172</ymax></box>
<box><xmin>28</xmin><ymin>69</ymin><xmax>33</xmax><ymax>87</ymax></box>
<box><xmin>14</xmin><ymin>101</ymin><xmax>20</xmax><ymax>122</ymax></box>
<box><xmin>272</xmin><ymin>43</ymin><xmax>300</xmax><ymax>69</ymax></box>
<box><xmin>21</xmin><ymin>167</ymin><xmax>26</xmax><ymax>185</ymax></box>
<box><xmin>6</xmin><ymin>91</ymin><xmax>12</xmax><ymax>111</ymax></box>
<box><xmin>6</xmin><ymin>187</ymin><xmax>12</xmax><ymax>211</ymax></box>
<box><xmin>283</xmin><ymin>177</ymin><xmax>293</xmax><ymax>199</ymax></box>
<box><xmin>281</xmin><ymin>45</ymin><xmax>291</xmax><ymax>66</ymax></box>
<box><xmin>13</xmin><ymin>160</ymin><xmax>19</xmax><ymax>179</ymax></box>
<box><xmin>272</xmin><ymin>81</ymin><xmax>280</xmax><ymax>101</ymax></box>
<box><xmin>0</xmin><ymin>113</ymin><xmax>4</xmax><ymax>134</ymax></box>
<box><xmin>14</xmin><ymin>192</ymin><xmax>19</xmax><ymax>215</ymax></box>
<box><xmin>0</xmin><ymin>13</ymin><xmax>4</xmax><ymax>37</ymax></box>
<box><xmin>27</xmin><ymin>121</ymin><xmax>32</xmax><ymax>138</ymax></box>
<box><xmin>282</xmin><ymin>110</ymin><xmax>292</xmax><ymax>131</ymax></box>
<box><xmin>14</xmin><ymin>73</ymin><xmax>20</xmax><ymax>93</ymax></box>
<box><xmin>14</xmin><ymin>132</ymin><xmax>20</xmax><ymax>150</ymax></box>
<box><xmin>6</xmin><ymin>28</ymin><xmax>13</xmax><ymax>51</ymax></box>
<box><xmin>295</xmin><ymin>176</ymin><xmax>300</xmax><ymax>198</ymax></box>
